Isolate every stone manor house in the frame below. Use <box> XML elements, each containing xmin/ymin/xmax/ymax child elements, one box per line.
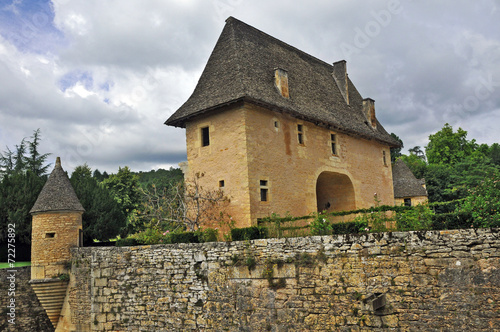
<box><xmin>166</xmin><ymin>17</ymin><xmax>403</xmax><ymax>227</ymax></box>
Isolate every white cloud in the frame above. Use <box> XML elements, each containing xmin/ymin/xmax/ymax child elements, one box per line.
<box><xmin>0</xmin><ymin>0</ymin><xmax>499</xmax><ymax>174</ymax></box>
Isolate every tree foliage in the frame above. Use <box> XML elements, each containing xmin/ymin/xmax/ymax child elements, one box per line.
<box><xmin>132</xmin><ymin>172</ymin><xmax>231</xmax><ymax>233</ymax></box>
<box><xmin>425</xmin><ymin>123</ymin><xmax>476</xmax><ymax>165</ymax></box>
<box><xmin>70</xmin><ymin>165</ymin><xmax>126</xmax><ymax>244</ymax></box>
<box><xmin>459</xmin><ymin>173</ymin><xmax>500</xmax><ymax>228</ymax></box>
<box><xmin>0</xmin><ymin>171</ymin><xmax>45</xmax><ymax>245</ymax></box>
<box><xmin>390</xmin><ymin>133</ymin><xmax>403</xmax><ymax>163</ymax></box>
<box><xmin>0</xmin><ymin>130</ymin><xmax>50</xmax><ymax>246</ymax></box>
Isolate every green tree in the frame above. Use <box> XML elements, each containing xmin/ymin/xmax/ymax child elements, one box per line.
<box><xmin>408</xmin><ymin>146</ymin><xmax>426</xmax><ymax>161</ymax></box>
<box><xmin>70</xmin><ymin>165</ymin><xmax>126</xmax><ymax>244</ymax></box>
<box><xmin>399</xmin><ymin>154</ymin><xmax>427</xmax><ymax>180</ymax></box>
<box><xmin>0</xmin><ymin>171</ymin><xmax>45</xmax><ymax>245</ymax></box>
<box><xmin>425</xmin><ymin>123</ymin><xmax>477</xmax><ymax>165</ymax></box>
<box><xmin>102</xmin><ymin>166</ymin><xmax>141</xmax><ymax>236</ymax></box>
<box><xmin>459</xmin><ymin>172</ymin><xmax>500</xmax><ymax>228</ymax></box>
<box><xmin>390</xmin><ymin>133</ymin><xmax>403</xmax><ymax>163</ymax></box>
<box><xmin>0</xmin><ymin>130</ymin><xmax>50</xmax><ymax>247</ymax></box>
<box><xmin>25</xmin><ymin>129</ymin><xmax>51</xmax><ymax>176</ymax></box>
<box><xmin>490</xmin><ymin>143</ymin><xmax>500</xmax><ymax>166</ymax></box>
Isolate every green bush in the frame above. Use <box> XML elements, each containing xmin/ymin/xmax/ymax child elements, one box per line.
<box><xmin>330</xmin><ymin>220</ymin><xmax>368</xmax><ymax>234</ymax></box>
<box><xmin>231</xmin><ymin>226</ymin><xmax>268</xmax><ymax>241</ymax></box>
<box><xmin>197</xmin><ymin>228</ymin><xmax>219</xmax><ymax>243</ymax></box>
<box><xmin>310</xmin><ymin>213</ymin><xmax>332</xmax><ymax>235</ymax></box>
<box><xmin>396</xmin><ymin>204</ymin><xmax>434</xmax><ymax>231</ymax></box>
<box><xmin>115</xmin><ymin>237</ymin><xmax>139</xmax><ymax>247</ymax></box>
<box><xmin>431</xmin><ymin>212</ymin><xmax>473</xmax><ymax>230</ymax></box>
<box><xmin>169</xmin><ymin>231</ymin><xmax>199</xmax><ymax>244</ymax></box>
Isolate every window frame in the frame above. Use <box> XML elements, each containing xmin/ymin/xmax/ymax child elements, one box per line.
<box><xmin>297</xmin><ymin>124</ymin><xmax>304</xmax><ymax>145</ymax></box>
<box><xmin>259</xmin><ymin>180</ymin><xmax>269</xmax><ymax>202</ymax></box>
<box><xmin>330</xmin><ymin>133</ymin><xmax>337</xmax><ymax>155</ymax></box>
<box><xmin>201</xmin><ymin>126</ymin><xmax>210</xmax><ymax>147</ymax></box>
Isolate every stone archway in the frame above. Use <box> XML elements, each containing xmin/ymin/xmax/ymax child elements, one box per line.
<box><xmin>316</xmin><ymin>171</ymin><xmax>356</xmax><ymax>213</ymax></box>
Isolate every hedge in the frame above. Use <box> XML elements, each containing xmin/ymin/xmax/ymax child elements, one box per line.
<box><xmin>231</xmin><ymin>226</ymin><xmax>268</xmax><ymax>241</ymax></box>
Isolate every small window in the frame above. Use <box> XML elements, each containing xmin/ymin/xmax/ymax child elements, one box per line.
<box><xmin>45</xmin><ymin>232</ymin><xmax>55</xmax><ymax>238</ymax></box>
<box><xmin>330</xmin><ymin>133</ymin><xmax>337</xmax><ymax>155</ymax></box>
<box><xmin>404</xmin><ymin>198</ymin><xmax>412</xmax><ymax>207</ymax></box>
<box><xmin>219</xmin><ymin>180</ymin><xmax>225</xmax><ymax>188</ymax></box>
<box><xmin>260</xmin><ymin>180</ymin><xmax>269</xmax><ymax>202</ymax></box>
<box><xmin>383</xmin><ymin>151</ymin><xmax>387</xmax><ymax>166</ymax></box>
<box><xmin>260</xmin><ymin>188</ymin><xmax>268</xmax><ymax>202</ymax></box>
<box><xmin>297</xmin><ymin>124</ymin><xmax>304</xmax><ymax>145</ymax></box>
<box><xmin>201</xmin><ymin>127</ymin><xmax>210</xmax><ymax>147</ymax></box>
<box><xmin>274</xmin><ymin>121</ymin><xmax>279</xmax><ymax>128</ymax></box>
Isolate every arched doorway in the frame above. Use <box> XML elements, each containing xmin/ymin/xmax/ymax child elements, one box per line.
<box><xmin>316</xmin><ymin>172</ymin><xmax>356</xmax><ymax>213</ymax></box>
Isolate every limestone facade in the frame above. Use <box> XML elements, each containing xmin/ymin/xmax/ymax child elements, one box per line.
<box><xmin>186</xmin><ymin>102</ymin><xmax>394</xmax><ymax>227</ymax></box>
<box><xmin>31</xmin><ymin>211</ymin><xmax>82</xmax><ymax>280</ymax></box>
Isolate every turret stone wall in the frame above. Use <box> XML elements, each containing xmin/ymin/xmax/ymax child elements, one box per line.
<box><xmin>66</xmin><ymin>228</ymin><xmax>499</xmax><ymax>331</ymax></box>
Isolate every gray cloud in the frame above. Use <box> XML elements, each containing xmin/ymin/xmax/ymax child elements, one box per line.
<box><xmin>0</xmin><ymin>0</ymin><xmax>499</xmax><ymax>174</ymax></box>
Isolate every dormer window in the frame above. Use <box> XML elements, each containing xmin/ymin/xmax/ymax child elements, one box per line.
<box><xmin>362</xmin><ymin>98</ymin><xmax>377</xmax><ymax>129</ymax></box>
<box><xmin>274</xmin><ymin>68</ymin><xmax>289</xmax><ymax>98</ymax></box>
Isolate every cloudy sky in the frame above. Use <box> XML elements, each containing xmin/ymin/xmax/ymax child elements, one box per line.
<box><xmin>1</xmin><ymin>0</ymin><xmax>499</xmax><ymax>174</ymax></box>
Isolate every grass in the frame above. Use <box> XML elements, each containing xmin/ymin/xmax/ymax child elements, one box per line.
<box><xmin>0</xmin><ymin>262</ymin><xmax>31</xmax><ymax>269</ymax></box>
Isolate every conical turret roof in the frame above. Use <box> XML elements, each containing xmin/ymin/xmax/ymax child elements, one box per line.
<box><xmin>30</xmin><ymin>157</ymin><xmax>84</xmax><ymax>214</ymax></box>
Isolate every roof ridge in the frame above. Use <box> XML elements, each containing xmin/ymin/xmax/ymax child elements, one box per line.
<box><xmin>226</xmin><ymin>16</ymin><xmax>334</xmax><ymax>70</ymax></box>
<box><xmin>226</xmin><ymin>17</ymin><xmax>248</xmax><ymax>97</ymax></box>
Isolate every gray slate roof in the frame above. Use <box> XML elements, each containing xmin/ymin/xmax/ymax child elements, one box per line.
<box><xmin>165</xmin><ymin>17</ymin><xmax>399</xmax><ymax>147</ymax></box>
<box><xmin>30</xmin><ymin>157</ymin><xmax>84</xmax><ymax>214</ymax></box>
<box><xmin>392</xmin><ymin>159</ymin><xmax>428</xmax><ymax>198</ymax></box>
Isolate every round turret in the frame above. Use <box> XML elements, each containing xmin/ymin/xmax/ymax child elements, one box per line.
<box><xmin>30</xmin><ymin>157</ymin><xmax>84</xmax><ymax>280</ymax></box>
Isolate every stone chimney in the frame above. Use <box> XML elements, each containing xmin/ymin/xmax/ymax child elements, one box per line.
<box><xmin>332</xmin><ymin>60</ymin><xmax>349</xmax><ymax>105</ymax></box>
<box><xmin>362</xmin><ymin>98</ymin><xmax>377</xmax><ymax>129</ymax></box>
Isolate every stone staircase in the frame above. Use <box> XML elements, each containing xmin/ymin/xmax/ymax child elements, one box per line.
<box><xmin>30</xmin><ymin>280</ymin><xmax>69</xmax><ymax>328</ymax></box>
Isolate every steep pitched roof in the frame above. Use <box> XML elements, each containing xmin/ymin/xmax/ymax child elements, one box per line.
<box><xmin>392</xmin><ymin>159</ymin><xmax>428</xmax><ymax>198</ymax></box>
<box><xmin>165</xmin><ymin>17</ymin><xmax>399</xmax><ymax>147</ymax></box>
<box><xmin>30</xmin><ymin>157</ymin><xmax>84</xmax><ymax>214</ymax></box>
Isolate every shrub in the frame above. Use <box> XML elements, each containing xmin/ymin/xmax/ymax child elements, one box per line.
<box><xmin>231</xmin><ymin>226</ymin><xmax>268</xmax><ymax>241</ymax></box>
<box><xmin>115</xmin><ymin>237</ymin><xmax>139</xmax><ymax>247</ymax></box>
<box><xmin>310</xmin><ymin>213</ymin><xmax>332</xmax><ymax>235</ymax></box>
<box><xmin>431</xmin><ymin>212</ymin><xmax>473</xmax><ymax>230</ymax></box>
<box><xmin>331</xmin><ymin>220</ymin><xmax>368</xmax><ymax>234</ymax></box>
<box><xmin>169</xmin><ymin>231</ymin><xmax>199</xmax><ymax>244</ymax></box>
<box><xmin>396</xmin><ymin>204</ymin><xmax>434</xmax><ymax>231</ymax></box>
<box><xmin>197</xmin><ymin>228</ymin><xmax>219</xmax><ymax>243</ymax></box>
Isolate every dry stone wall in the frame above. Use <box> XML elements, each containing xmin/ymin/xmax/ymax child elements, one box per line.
<box><xmin>69</xmin><ymin>228</ymin><xmax>500</xmax><ymax>331</ymax></box>
<box><xmin>0</xmin><ymin>267</ymin><xmax>54</xmax><ymax>332</ymax></box>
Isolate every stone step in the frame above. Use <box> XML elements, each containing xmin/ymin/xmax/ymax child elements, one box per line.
<box><xmin>31</xmin><ymin>280</ymin><xmax>69</xmax><ymax>328</ymax></box>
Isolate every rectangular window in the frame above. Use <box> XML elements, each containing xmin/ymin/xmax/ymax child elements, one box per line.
<box><xmin>201</xmin><ymin>126</ymin><xmax>210</xmax><ymax>147</ymax></box>
<box><xmin>383</xmin><ymin>151</ymin><xmax>387</xmax><ymax>166</ymax></box>
<box><xmin>219</xmin><ymin>180</ymin><xmax>225</xmax><ymax>188</ymax></box>
<box><xmin>331</xmin><ymin>133</ymin><xmax>337</xmax><ymax>155</ymax></box>
<box><xmin>45</xmin><ymin>232</ymin><xmax>55</xmax><ymax>238</ymax></box>
<box><xmin>260</xmin><ymin>180</ymin><xmax>268</xmax><ymax>202</ymax></box>
<box><xmin>404</xmin><ymin>198</ymin><xmax>412</xmax><ymax>207</ymax></box>
<box><xmin>297</xmin><ymin>124</ymin><xmax>304</xmax><ymax>144</ymax></box>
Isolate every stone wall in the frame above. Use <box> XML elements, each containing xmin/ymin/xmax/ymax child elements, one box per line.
<box><xmin>0</xmin><ymin>267</ymin><xmax>54</xmax><ymax>332</ymax></box>
<box><xmin>68</xmin><ymin>228</ymin><xmax>500</xmax><ymax>331</ymax></box>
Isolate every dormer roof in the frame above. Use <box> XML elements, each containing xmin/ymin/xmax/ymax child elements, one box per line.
<box><xmin>165</xmin><ymin>17</ymin><xmax>400</xmax><ymax>147</ymax></box>
<box><xmin>30</xmin><ymin>157</ymin><xmax>84</xmax><ymax>214</ymax></box>
<box><xmin>392</xmin><ymin>159</ymin><xmax>428</xmax><ymax>198</ymax></box>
